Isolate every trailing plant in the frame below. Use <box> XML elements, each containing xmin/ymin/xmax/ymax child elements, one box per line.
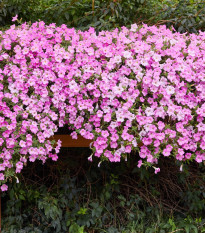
<box><xmin>0</xmin><ymin>20</ymin><xmax>205</xmax><ymax>191</ymax></box>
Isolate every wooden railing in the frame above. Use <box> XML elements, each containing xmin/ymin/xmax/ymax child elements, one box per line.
<box><xmin>51</xmin><ymin>135</ymin><xmax>92</xmax><ymax>147</ymax></box>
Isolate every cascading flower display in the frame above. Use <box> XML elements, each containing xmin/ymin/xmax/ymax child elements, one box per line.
<box><xmin>0</xmin><ymin>22</ymin><xmax>204</xmax><ymax>191</ymax></box>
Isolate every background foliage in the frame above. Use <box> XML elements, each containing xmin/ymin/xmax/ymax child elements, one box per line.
<box><xmin>0</xmin><ymin>0</ymin><xmax>205</xmax><ymax>32</ymax></box>
<box><xmin>2</xmin><ymin>148</ymin><xmax>205</xmax><ymax>232</ymax></box>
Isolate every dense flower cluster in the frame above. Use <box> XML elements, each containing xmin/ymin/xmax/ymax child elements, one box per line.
<box><xmin>0</xmin><ymin>21</ymin><xmax>204</xmax><ymax>191</ymax></box>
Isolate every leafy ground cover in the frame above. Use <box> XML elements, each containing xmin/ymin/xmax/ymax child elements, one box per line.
<box><xmin>2</xmin><ymin>148</ymin><xmax>205</xmax><ymax>232</ymax></box>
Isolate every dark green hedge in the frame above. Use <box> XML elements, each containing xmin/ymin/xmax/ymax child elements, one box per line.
<box><xmin>2</xmin><ymin>148</ymin><xmax>205</xmax><ymax>232</ymax></box>
<box><xmin>0</xmin><ymin>0</ymin><xmax>205</xmax><ymax>33</ymax></box>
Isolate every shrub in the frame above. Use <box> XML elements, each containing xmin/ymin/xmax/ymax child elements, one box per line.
<box><xmin>0</xmin><ymin>21</ymin><xmax>204</xmax><ymax>191</ymax></box>
<box><xmin>0</xmin><ymin>0</ymin><xmax>43</xmax><ymax>26</ymax></box>
<box><xmin>38</xmin><ymin>0</ymin><xmax>146</xmax><ymax>31</ymax></box>
<box><xmin>0</xmin><ymin>0</ymin><xmax>146</xmax><ymax>30</ymax></box>
<box><xmin>2</xmin><ymin>151</ymin><xmax>205</xmax><ymax>232</ymax></box>
<box><xmin>146</xmin><ymin>0</ymin><xmax>205</xmax><ymax>33</ymax></box>
<box><xmin>1</xmin><ymin>0</ymin><xmax>205</xmax><ymax>33</ymax></box>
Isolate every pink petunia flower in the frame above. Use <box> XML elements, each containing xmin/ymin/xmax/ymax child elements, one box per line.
<box><xmin>12</xmin><ymin>15</ymin><xmax>18</xmax><ymax>22</ymax></box>
<box><xmin>1</xmin><ymin>184</ymin><xmax>8</xmax><ymax>192</ymax></box>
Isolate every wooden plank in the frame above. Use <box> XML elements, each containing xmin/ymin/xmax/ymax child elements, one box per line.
<box><xmin>50</xmin><ymin>135</ymin><xmax>92</xmax><ymax>147</ymax></box>
<box><xmin>50</xmin><ymin>135</ymin><xmax>143</xmax><ymax>148</ymax></box>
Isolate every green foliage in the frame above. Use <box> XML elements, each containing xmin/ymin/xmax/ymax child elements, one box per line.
<box><xmin>146</xmin><ymin>0</ymin><xmax>205</xmax><ymax>33</ymax></box>
<box><xmin>0</xmin><ymin>0</ymin><xmax>144</xmax><ymax>30</ymax></box>
<box><xmin>0</xmin><ymin>0</ymin><xmax>41</xmax><ymax>26</ymax></box>
<box><xmin>2</xmin><ymin>149</ymin><xmax>205</xmax><ymax>232</ymax></box>
<box><xmin>1</xmin><ymin>0</ymin><xmax>204</xmax><ymax>33</ymax></box>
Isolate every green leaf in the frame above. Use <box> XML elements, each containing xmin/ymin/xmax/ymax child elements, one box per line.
<box><xmin>64</xmin><ymin>12</ymin><xmax>69</xmax><ymax>20</ymax></box>
<box><xmin>19</xmin><ymin>194</ymin><xmax>25</xmax><ymax>200</ymax></box>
